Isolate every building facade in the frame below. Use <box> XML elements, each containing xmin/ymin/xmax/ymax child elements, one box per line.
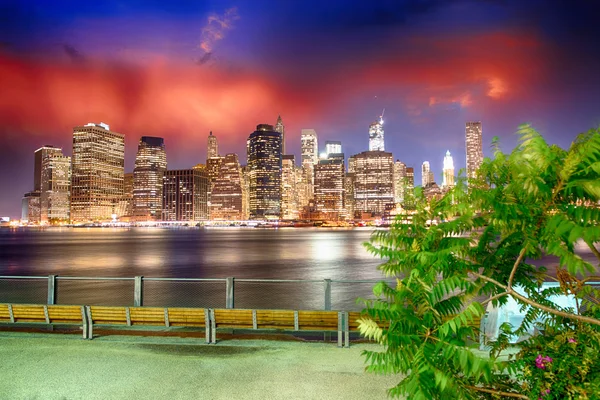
<box><xmin>207</xmin><ymin>131</ymin><xmax>218</xmax><ymax>161</ymax></box>
<box><xmin>314</xmin><ymin>157</ymin><xmax>346</xmax><ymax>220</ymax></box>
<box><xmin>422</xmin><ymin>161</ymin><xmax>434</xmax><ymax>187</ymax></box>
<box><xmin>301</xmin><ymin>129</ymin><xmax>318</xmax><ymax>193</ymax></box>
<box><xmin>368</xmin><ymin>114</ymin><xmax>385</xmax><ymax>151</ymax></box>
<box><xmin>247</xmin><ymin>124</ymin><xmax>282</xmax><ymax>220</ymax></box>
<box><xmin>70</xmin><ymin>123</ymin><xmax>125</xmax><ymax>223</ymax></box>
<box><xmin>162</xmin><ymin>169</ymin><xmax>209</xmax><ymax>222</ymax></box>
<box><xmin>394</xmin><ymin>160</ymin><xmax>407</xmax><ymax>204</ymax></box>
<box><xmin>466</xmin><ymin>121</ymin><xmax>483</xmax><ymax>181</ymax></box>
<box><xmin>281</xmin><ymin>155</ymin><xmax>298</xmax><ymax>220</ymax></box>
<box><xmin>275</xmin><ymin>115</ymin><xmax>285</xmax><ymax>155</ymax></box>
<box><xmin>133</xmin><ymin>136</ymin><xmax>167</xmax><ymax>221</ymax></box>
<box><xmin>443</xmin><ymin>150</ymin><xmax>455</xmax><ymax>187</ymax></box>
<box><xmin>40</xmin><ymin>152</ymin><xmax>71</xmax><ymax>224</ymax></box>
<box><xmin>21</xmin><ymin>192</ymin><xmax>41</xmax><ymax>223</ymax></box>
<box><xmin>34</xmin><ymin>146</ymin><xmax>63</xmax><ymax>192</ymax></box>
<box><xmin>209</xmin><ymin>153</ymin><xmax>245</xmax><ymax>220</ymax></box>
<box><xmin>350</xmin><ymin>151</ymin><xmax>394</xmax><ymax>216</ymax></box>
<box><xmin>325</xmin><ymin>141</ymin><xmax>342</xmax><ymax>158</ymax></box>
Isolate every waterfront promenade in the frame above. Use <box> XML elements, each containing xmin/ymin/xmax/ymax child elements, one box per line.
<box><xmin>0</xmin><ymin>331</ymin><xmax>398</xmax><ymax>400</ymax></box>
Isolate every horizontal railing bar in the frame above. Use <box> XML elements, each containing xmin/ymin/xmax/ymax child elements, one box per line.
<box><xmin>331</xmin><ymin>280</ymin><xmax>396</xmax><ymax>283</ymax></box>
<box><xmin>0</xmin><ymin>276</ymin><xmax>48</xmax><ymax>280</ymax></box>
<box><xmin>143</xmin><ymin>278</ymin><xmax>226</xmax><ymax>282</ymax></box>
<box><xmin>55</xmin><ymin>277</ymin><xmax>135</xmax><ymax>281</ymax></box>
<box><xmin>235</xmin><ymin>279</ymin><xmax>323</xmax><ymax>283</ymax></box>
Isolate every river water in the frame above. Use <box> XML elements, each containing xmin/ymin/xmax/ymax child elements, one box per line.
<box><xmin>0</xmin><ymin>227</ymin><xmax>384</xmax><ymax>310</ymax></box>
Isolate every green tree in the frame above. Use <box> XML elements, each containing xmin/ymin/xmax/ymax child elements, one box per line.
<box><xmin>358</xmin><ymin>125</ymin><xmax>600</xmax><ymax>399</ymax></box>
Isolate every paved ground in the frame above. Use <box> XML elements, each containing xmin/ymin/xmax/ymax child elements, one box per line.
<box><xmin>0</xmin><ymin>331</ymin><xmax>399</xmax><ymax>400</ymax></box>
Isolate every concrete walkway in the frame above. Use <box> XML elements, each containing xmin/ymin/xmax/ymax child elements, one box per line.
<box><xmin>0</xmin><ymin>332</ymin><xmax>399</xmax><ymax>400</ymax></box>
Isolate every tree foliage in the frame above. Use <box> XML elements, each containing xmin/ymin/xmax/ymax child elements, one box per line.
<box><xmin>359</xmin><ymin>125</ymin><xmax>600</xmax><ymax>399</ymax></box>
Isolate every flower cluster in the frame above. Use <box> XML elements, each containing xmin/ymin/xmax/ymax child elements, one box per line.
<box><xmin>535</xmin><ymin>354</ymin><xmax>553</xmax><ymax>369</ymax></box>
<box><xmin>538</xmin><ymin>387</ymin><xmax>551</xmax><ymax>399</ymax></box>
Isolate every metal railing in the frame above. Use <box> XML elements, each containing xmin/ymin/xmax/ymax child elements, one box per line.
<box><xmin>0</xmin><ymin>275</ymin><xmax>391</xmax><ymax>311</ymax></box>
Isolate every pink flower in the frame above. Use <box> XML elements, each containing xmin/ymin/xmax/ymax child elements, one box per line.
<box><xmin>535</xmin><ymin>354</ymin><xmax>553</xmax><ymax>369</ymax></box>
<box><xmin>568</xmin><ymin>338</ymin><xmax>577</xmax><ymax>343</ymax></box>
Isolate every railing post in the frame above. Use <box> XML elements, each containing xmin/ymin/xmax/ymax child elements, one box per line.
<box><xmin>134</xmin><ymin>276</ymin><xmax>144</xmax><ymax>307</ymax></box>
<box><xmin>47</xmin><ymin>275</ymin><xmax>57</xmax><ymax>305</ymax></box>
<box><xmin>226</xmin><ymin>277</ymin><xmax>235</xmax><ymax>309</ymax></box>
<box><xmin>324</xmin><ymin>279</ymin><xmax>332</xmax><ymax>310</ymax></box>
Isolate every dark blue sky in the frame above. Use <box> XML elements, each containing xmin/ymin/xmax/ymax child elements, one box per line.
<box><xmin>1</xmin><ymin>0</ymin><xmax>599</xmax><ymax>218</ymax></box>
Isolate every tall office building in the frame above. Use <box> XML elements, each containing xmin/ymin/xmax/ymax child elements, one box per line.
<box><xmin>71</xmin><ymin>123</ymin><xmax>125</xmax><ymax>223</ymax></box>
<box><xmin>162</xmin><ymin>169</ymin><xmax>209</xmax><ymax>221</ymax></box>
<box><xmin>314</xmin><ymin>156</ymin><xmax>346</xmax><ymax>220</ymax></box>
<box><xmin>443</xmin><ymin>150</ymin><xmax>455</xmax><ymax>188</ymax></box>
<box><xmin>394</xmin><ymin>160</ymin><xmax>407</xmax><ymax>204</ymax></box>
<box><xmin>325</xmin><ymin>141</ymin><xmax>342</xmax><ymax>158</ymax></box>
<box><xmin>122</xmin><ymin>172</ymin><xmax>134</xmax><ymax>218</ymax></box>
<box><xmin>466</xmin><ymin>122</ymin><xmax>483</xmax><ymax>181</ymax></box>
<box><xmin>275</xmin><ymin>115</ymin><xmax>285</xmax><ymax>155</ymax></box>
<box><xmin>422</xmin><ymin>161</ymin><xmax>434</xmax><ymax>187</ymax></box>
<box><xmin>301</xmin><ymin>129</ymin><xmax>318</xmax><ymax>189</ymax></box>
<box><xmin>40</xmin><ymin>150</ymin><xmax>71</xmax><ymax>224</ymax></box>
<box><xmin>281</xmin><ymin>155</ymin><xmax>298</xmax><ymax>220</ymax></box>
<box><xmin>207</xmin><ymin>131</ymin><xmax>219</xmax><ymax>161</ymax></box>
<box><xmin>368</xmin><ymin>113</ymin><xmax>385</xmax><ymax>151</ymax></box>
<box><xmin>247</xmin><ymin>124</ymin><xmax>282</xmax><ymax>220</ymax></box>
<box><xmin>350</xmin><ymin>150</ymin><xmax>394</xmax><ymax>216</ymax></box>
<box><xmin>210</xmin><ymin>153</ymin><xmax>245</xmax><ymax>220</ymax></box>
<box><xmin>133</xmin><ymin>137</ymin><xmax>167</xmax><ymax>221</ymax></box>
<box><xmin>21</xmin><ymin>192</ymin><xmax>41</xmax><ymax>223</ymax></box>
<box><xmin>34</xmin><ymin>146</ymin><xmax>63</xmax><ymax>192</ymax></box>
<box><xmin>344</xmin><ymin>173</ymin><xmax>355</xmax><ymax>219</ymax></box>
<box><xmin>405</xmin><ymin>167</ymin><xmax>415</xmax><ymax>206</ymax></box>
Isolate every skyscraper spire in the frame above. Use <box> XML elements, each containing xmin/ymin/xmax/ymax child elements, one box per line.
<box><xmin>368</xmin><ymin>113</ymin><xmax>385</xmax><ymax>151</ymax></box>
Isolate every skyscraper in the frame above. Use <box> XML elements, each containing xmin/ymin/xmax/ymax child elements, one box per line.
<box><xmin>325</xmin><ymin>141</ymin><xmax>342</xmax><ymax>158</ymax></box>
<box><xmin>301</xmin><ymin>129</ymin><xmax>318</xmax><ymax>199</ymax></box>
<box><xmin>40</xmin><ymin>150</ymin><xmax>71</xmax><ymax>224</ymax></box>
<box><xmin>368</xmin><ymin>113</ymin><xmax>385</xmax><ymax>151</ymax></box>
<box><xmin>275</xmin><ymin>115</ymin><xmax>285</xmax><ymax>155</ymax></box>
<box><xmin>443</xmin><ymin>150</ymin><xmax>455</xmax><ymax>187</ymax></box>
<box><xmin>394</xmin><ymin>160</ymin><xmax>407</xmax><ymax>204</ymax></box>
<box><xmin>281</xmin><ymin>155</ymin><xmax>298</xmax><ymax>220</ymax></box>
<box><xmin>207</xmin><ymin>131</ymin><xmax>219</xmax><ymax>161</ymax></box>
<box><xmin>314</xmin><ymin>156</ymin><xmax>346</xmax><ymax>220</ymax></box>
<box><xmin>422</xmin><ymin>161</ymin><xmax>434</xmax><ymax>187</ymax></box>
<box><xmin>162</xmin><ymin>169</ymin><xmax>209</xmax><ymax>222</ymax></box>
<box><xmin>247</xmin><ymin>124</ymin><xmax>282</xmax><ymax>220</ymax></box>
<box><xmin>70</xmin><ymin>123</ymin><xmax>125</xmax><ymax>223</ymax></box>
<box><xmin>405</xmin><ymin>167</ymin><xmax>415</xmax><ymax>206</ymax></box>
<box><xmin>133</xmin><ymin>137</ymin><xmax>167</xmax><ymax>221</ymax></box>
<box><xmin>350</xmin><ymin>150</ymin><xmax>394</xmax><ymax>216</ymax></box>
<box><xmin>210</xmin><ymin>153</ymin><xmax>245</xmax><ymax>220</ymax></box>
<box><xmin>34</xmin><ymin>146</ymin><xmax>62</xmax><ymax>192</ymax></box>
<box><xmin>466</xmin><ymin>122</ymin><xmax>483</xmax><ymax>181</ymax></box>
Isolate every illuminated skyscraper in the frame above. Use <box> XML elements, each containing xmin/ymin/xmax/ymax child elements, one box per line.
<box><xmin>405</xmin><ymin>167</ymin><xmax>415</xmax><ymax>206</ymax></box>
<box><xmin>275</xmin><ymin>115</ymin><xmax>285</xmax><ymax>155</ymax></box>
<box><xmin>301</xmin><ymin>129</ymin><xmax>318</xmax><ymax>191</ymax></box>
<box><xmin>40</xmin><ymin>150</ymin><xmax>71</xmax><ymax>224</ymax></box>
<box><xmin>207</xmin><ymin>131</ymin><xmax>219</xmax><ymax>161</ymax></box>
<box><xmin>314</xmin><ymin>156</ymin><xmax>346</xmax><ymax>220</ymax></box>
<box><xmin>394</xmin><ymin>160</ymin><xmax>407</xmax><ymax>204</ymax></box>
<box><xmin>422</xmin><ymin>161</ymin><xmax>434</xmax><ymax>187</ymax></box>
<box><xmin>443</xmin><ymin>150</ymin><xmax>455</xmax><ymax>187</ymax></box>
<box><xmin>70</xmin><ymin>123</ymin><xmax>125</xmax><ymax>223</ymax></box>
<box><xmin>344</xmin><ymin>173</ymin><xmax>355</xmax><ymax>219</ymax></box>
<box><xmin>210</xmin><ymin>153</ymin><xmax>245</xmax><ymax>220</ymax></box>
<box><xmin>281</xmin><ymin>155</ymin><xmax>299</xmax><ymax>220</ymax></box>
<box><xmin>368</xmin><ymin>113</ymin><xmax>385</xmax><ymax>151</ymax></box>
<box><xmin>466</xmin><ymin>122</ymin><xmax>483</xmax><ymax>181</ymax></box>
<box><xmin>162</xmin><ymin>169</ymin><xmax>209</xmax><ymax>221</ymax></box>
<box><xmin>350</xmin><ymin>150</ymin><xmax>394</xmax><ymax>216</ymax></box>
<box><xmin>122</xmin><ymin>172</ymin><xmax>134</xmax><ymax>218</ymax></box>
<box><xmin>247</xmin><ymin>124</ymin><xmax>282</xmax><ymax>220</ymax></box>
<box><xmin>325</xmin><ymin>141</ymin><xmax>342</xmax><ymax>158</ymax></box>
<box><xmin>21</xmin><ymin>192</ymin><xmax>40</xmax><ymax>223</ymax></box>
<box><xmin>133</xmin><ymin>136</ymin><xmax>167</xmax><ymax>221</ymax></box>
<box><xmin>34</xmin><ymin>146</ymin><xmax>62</xmax><ymax>192</ymax></box>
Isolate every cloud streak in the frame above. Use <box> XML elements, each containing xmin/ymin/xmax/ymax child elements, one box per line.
<box><xmin>199</xmin><ymin>7</ymin><xmax>239</xmax><ymax>53</ymax></box>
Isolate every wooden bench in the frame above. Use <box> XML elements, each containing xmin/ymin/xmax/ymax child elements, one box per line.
<box><xmin>210</xmin><ymin>309</ymin><xmax>345</xmax><ymax>346</ymax></box>
<box><xmin>0</xmin><ymin>303</ymin><xmax>88</xmax><ymax>338</ymax></box>
<box><xmin>87</xmin><ymin>306</ymin><xmax>210</xmax><ymax>343</ymax></box>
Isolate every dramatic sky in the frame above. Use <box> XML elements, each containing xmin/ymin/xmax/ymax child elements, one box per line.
<box><xmin>1</xmin><ymin>0</ymin><xmax>599</xmax><ymax>218</ymax></box>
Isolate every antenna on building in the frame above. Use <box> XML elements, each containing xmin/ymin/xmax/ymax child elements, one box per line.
<box><xmin>381</xmin><ymin>108</ymin><xmax>385</xmax><ymax>118</ymax></box>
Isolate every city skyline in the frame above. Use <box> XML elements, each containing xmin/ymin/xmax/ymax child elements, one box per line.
<box><xmin>1</xmin><ymin>1</ymin><xmax>599</xmax><ymax>218</ymax></box>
